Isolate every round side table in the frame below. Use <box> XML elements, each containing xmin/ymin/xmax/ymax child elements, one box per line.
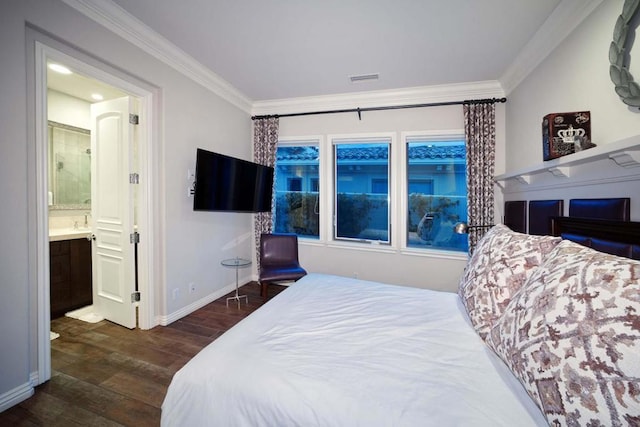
<box><xmin>221</xmin><ymin>257</ymin><xmax>252</xmax><ymax>308</ymax></box>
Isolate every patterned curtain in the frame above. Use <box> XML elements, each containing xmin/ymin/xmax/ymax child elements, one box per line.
<box><xmin>464</xmin><ymin>102</ymin><xmax>496</xmax><ymax>254</ymax></box>
<box><xmin>253</xmin><ymin>117</ymin><xmax>279</xmax><ymax>270</ymax></box>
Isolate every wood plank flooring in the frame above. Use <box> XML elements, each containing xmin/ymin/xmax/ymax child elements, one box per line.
<box><xmin>0</xmin><ymin>282</ymin><xmax>285</xmax><ymax>426</ymax></box>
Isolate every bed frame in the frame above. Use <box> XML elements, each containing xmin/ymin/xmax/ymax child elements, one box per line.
<box><xmin>162</xmin><ymin>211</ymin><xmax>640</xmax><ymax>426</ymax></box>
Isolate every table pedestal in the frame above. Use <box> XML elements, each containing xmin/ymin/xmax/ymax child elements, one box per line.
<box><xmin>221</xmin><ymin>258</ymin><xmax>251</xmax><ymax>308</ymax></box>
<box><xmin>226</xmin><ymin>263</ymin><xmax>248</xmax><ymax>308</ymax></box>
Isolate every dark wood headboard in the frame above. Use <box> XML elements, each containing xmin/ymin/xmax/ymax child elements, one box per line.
<box><xmin>550</xmin><ymin>216</ymin><xmax>640</xmax><ymax>260</ymax></box>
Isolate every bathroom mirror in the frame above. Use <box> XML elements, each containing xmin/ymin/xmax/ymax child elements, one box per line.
<box><xmin>48</xmin><ymin>121</ymin><xmax>91</xmax><ymax>210</ymax></box>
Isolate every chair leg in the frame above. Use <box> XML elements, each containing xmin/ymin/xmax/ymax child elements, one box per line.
<box><xmin>261</xmin><ymin>282</ymin><xmax>268</xmax><ymax>301</ymax></box>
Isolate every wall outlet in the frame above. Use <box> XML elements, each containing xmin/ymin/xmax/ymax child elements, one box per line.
<box><xmin>353</xmin><ymin>272</ymin><xmax>358</xmax><ymax>279</ymax></box>
<box><xmin>172</xmin><ymin>288</ymin><xmax>180</xmax><ymax>300</ymax></box>
<box><xmin>189</xmin><ymin>282</ymin><xmax>196</xmax><ymax>294</ymax></box>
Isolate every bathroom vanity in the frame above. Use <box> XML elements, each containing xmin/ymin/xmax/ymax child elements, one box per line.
<box><xmin>50</xmin><ymin>235</ymin><xmax>92</xmax><ymax>319</ymax></box>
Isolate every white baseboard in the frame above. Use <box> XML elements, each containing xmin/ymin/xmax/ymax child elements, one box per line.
<box><xmin>0</xmin><ymin>381</ymin><xmax>34</xmax><ymax>412</ymax></box>
<box><xmin>157</xmin><ymin>278</ymin><xmax>248</xmax><ymax>326</ymax></box>
<box><xmin>29</xmin><ymin>371</ymin><xmax>40</xmax><ymax>386</ymax></box>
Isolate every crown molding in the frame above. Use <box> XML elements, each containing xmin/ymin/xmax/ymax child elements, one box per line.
<box><xmin>60</xmin><ymin>0</ymin><xmax>253</xmax><ymax>113</ymax></box>
<box><xmin>251</xmin><ymin>80</ymin><xmax>505</xmax><ymax>117</ymax></box>
<box><xmin>62</xmin><ymin>0</ymin><xmax>597</xmax><ymax>116</ymax></box>
<box><xmin>500</xmin><ymin>0</ymin><xmax>604</xmax><ymax>95</ymax></box>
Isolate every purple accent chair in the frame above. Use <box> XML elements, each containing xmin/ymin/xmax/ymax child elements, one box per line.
<box><xmin>259</xmin><ymin>233</ymin><xmax>307</xmax><ymax>301</ymax></box>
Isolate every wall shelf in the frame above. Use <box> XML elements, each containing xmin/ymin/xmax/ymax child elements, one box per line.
<box><xmin>495</xmin><ymin>134</ymin><xmax>640</xmax><ymax>184</ymax></box>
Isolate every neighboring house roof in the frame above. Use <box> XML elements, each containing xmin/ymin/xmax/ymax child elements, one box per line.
<box><xmin>409</xmin><ymin>145</ymin><xmax>465</xmax><ymax>160</ymax></box>
<box><xmin>337</xmin><ymin>146</ymin><xmax>389</xmax><ymax>160</ymax></box>
<box><xmin>277</xmin><ymin>146</ymin><xmax>319</xmax><ymax>161</ymax></box>
<box><xmin>277</xmin><ymin>145</ymin><xmax>465</xmax><ymax>162</ymax></box>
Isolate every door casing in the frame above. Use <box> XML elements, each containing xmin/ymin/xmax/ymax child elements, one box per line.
<box><xmin>31</xmin><ymin>36</ymin><xmax>160</xmax><ymax>385</ymax></box>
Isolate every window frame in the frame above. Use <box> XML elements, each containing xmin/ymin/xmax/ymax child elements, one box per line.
<box><xmin>274</xmin><ymin>137</ymin><xmax>323</xmax><ymax>241</ymax></box>
<box><xmin>400</xmin><ymin>130</ymin><xmax>467</xmax><ymax>255</ymax></box>
<box><xmin>331</xmin><ymin>134</ymin><xmax>394</xmax><ymax>245</ymax></box>
<box><xmin>273</xmin><ymin>131</ymin><xmax>468</xmax><ymax>260</ymax></box>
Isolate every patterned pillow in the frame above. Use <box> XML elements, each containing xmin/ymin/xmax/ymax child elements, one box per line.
<box><xmin>458</xmin><ymin>224</ymin><xmax>561</xmax><ymax>339</ymax></box>
<box><xmin>487</xmin><ymin>239</ymin><xmax>640</xmax><ymax>426</ymax></box>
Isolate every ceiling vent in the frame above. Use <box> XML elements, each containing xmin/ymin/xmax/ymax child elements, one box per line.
<box><xmin>349</xmin><ymin>73</ymin><xmax>379</xmax><ymax>83</ymax></box>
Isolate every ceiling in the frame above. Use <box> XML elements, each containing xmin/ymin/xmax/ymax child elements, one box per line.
<box><xmin>47</xmin><ymin>62</ymin><xmax>127</xmax><ymax>103</ymax></box>
<box><xmin>107</xmin><ymin>0</ymin><xmax>563</xmax><ymax>102</ymax></box>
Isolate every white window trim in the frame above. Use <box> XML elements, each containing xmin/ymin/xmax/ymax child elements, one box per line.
<box><xmin>329</xmin><ymin>132</ymin><xmax>396</xmax><ymax>246</ymax></box>
<box><xmin>276</xmin><ymin>136</ymin><xmax>324</xmax><ymax>241</ymax></box>
<box><xmin>400</xmin><ymin>130</ymin><xmax>466</xmax><ymax>253</ymax></box>
<box><xmin>276</xmin><ymin>130</ymin><xmax>469</xmax><ymax>259</ymax></box>
<box><xmin>278</xmin><ymin>136</ymin><xmax>323</xmax><ymax>146</ymax></box>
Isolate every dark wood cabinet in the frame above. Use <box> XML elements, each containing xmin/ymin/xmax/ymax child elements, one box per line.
<box><xmin>50</xmin><ymin>239</ymin><xmax>93</xmax><ymax>319</ymax></box>
<box><xmin>50</xmin><ymin>240</ymin><xmax>71</xmax><ymax>318</ymax></box>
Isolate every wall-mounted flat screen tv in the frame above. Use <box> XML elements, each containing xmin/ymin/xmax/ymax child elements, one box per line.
<box><xmin>193</xmin><ymin>148</ymin><xmax>274</xmax><ymax>212</ymax></box>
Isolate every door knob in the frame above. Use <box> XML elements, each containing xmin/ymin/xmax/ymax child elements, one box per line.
<box><xmin>87</xmin><ymin>233</ymin><xmax>96</xmax><ymax>241</ymax></box>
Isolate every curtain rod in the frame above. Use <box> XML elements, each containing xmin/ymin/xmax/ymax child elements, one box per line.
<box><xmin>251</xmin><ymin>97</ymin><xmax>506</xmax><ymax>121</ymax></box>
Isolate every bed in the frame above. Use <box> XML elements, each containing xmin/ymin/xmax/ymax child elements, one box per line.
<box><xmin>161</xmin><ymin>217</ymin><xmax>640</xmax><ymax>426</ymax></box>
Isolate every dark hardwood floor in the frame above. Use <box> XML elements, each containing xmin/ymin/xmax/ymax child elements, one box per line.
<box><xmin>0</xmin><ymin>282</ymin><xmax>285</xmax><ymax>426</ymax></box>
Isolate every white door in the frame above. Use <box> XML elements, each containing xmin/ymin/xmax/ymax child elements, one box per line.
<box><xmin>90</xmin><ymin>96</ymin><xmax>137</xmax><ymax>329</ymax></box>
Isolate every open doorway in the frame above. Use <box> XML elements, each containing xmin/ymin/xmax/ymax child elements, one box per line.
<box><xmin>47</xmin><ymin>63</ymin><xmax>136</xmax><ymax>327</ymax></box>
<box><xmin>33</xmin><ymin>39</ymin><xmax>158</xmax><ymax>385</ymax></box>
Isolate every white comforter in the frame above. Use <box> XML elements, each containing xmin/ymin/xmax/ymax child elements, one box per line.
<box><xmin>161</xmin><ymin>273</ymin><xmax>546</xmax><ymax>426</ymax></box>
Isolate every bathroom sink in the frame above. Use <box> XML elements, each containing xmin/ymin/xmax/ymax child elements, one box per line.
<box><xmin>49</xmin><ymin>228</ymin><xmax>92</xmax><ymax>242</ymax></box>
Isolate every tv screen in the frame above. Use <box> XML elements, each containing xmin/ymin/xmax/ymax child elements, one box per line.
<box><xmin>193</xmin><ymin>148</ymin><xmax>274</xmax><ymax>212</ymax></box>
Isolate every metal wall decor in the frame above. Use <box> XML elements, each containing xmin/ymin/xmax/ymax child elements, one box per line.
<box><xmin>610</xmin><ymin>0</ymin><xmax>640</xmax><ymax>107</ymax></box>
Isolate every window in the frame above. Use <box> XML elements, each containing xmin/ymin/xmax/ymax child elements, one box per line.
<box><xmin>371</xmin><ymin>179</ymin><xmax>388</xmax><ymax>194</ymax></box>
<box><xmin>274</xmin><ymin>133</ymin><xmax>467</xmax><ymax>253</ymax></box>
<box><xmin>334</xmin><ymin>139</ymin><xmax>390</xmax><ymax>243</ymax></box>
<box><xmin>273</xmin><ymin>143</ymin><xmax>320</xmax><ymax>239</ymax></box>
<box><xmin>310</xmin><ymin>178</ymin><xmax>319</xmax><ymax>192</ymax></box>
<box><xmin>406</xmin><ymin>137</ymin><xmax>467</xmax><ymax>252</ymax></box>
<box><xmin>287</xmin><ymin>177</ymin><xmax>302</xmax><ymax>192</ymax></box>
<box><xmin>408</xmin><ymin>179</ymin><xmax>433</xmax><ymax>195</ymax></box>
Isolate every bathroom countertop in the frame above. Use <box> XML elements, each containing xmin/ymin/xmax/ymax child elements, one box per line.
<box><xmin>49</xmin><ymin>228</ymin><xmax>92</xmax><ymax>242</ymax></box>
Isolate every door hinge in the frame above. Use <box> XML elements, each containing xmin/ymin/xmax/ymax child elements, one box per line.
<box><xmin>129</xmin><ymin>173</ymin><xmax>139</xmax><ymax>184</ymax></box>
<box><xmin>129</xmin><ymin>114</ymin><xmax>139</xmax><ymax>125</ymax></box>
<box><xmin>131</xmin><ymin>291</ymin><xmax>141</xmax><ymax>303</ymax></box>
<box><xmin>130</xmin><ymin>232</ymin><xmax>140</xmax><ymax>244</ymax></box>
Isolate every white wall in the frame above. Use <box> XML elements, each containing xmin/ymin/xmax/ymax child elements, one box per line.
<box><xmin>0</xmin><ymin>0</ymin><xmax>252</xmax><ymax>408</ymax></box>
<box><xmin>504</xmin><ymin>0</ymin><xmax>640</xmax><ymax>219</ymax></box>
<box><xmin>48</xmin><ymin>90</ymin><xmax>91</xmax><ymax>129</ymax></box>
<box><xmin>278</xmin><ymin>103</ymin><xmax>506</xmax><ymax>291</ymax></box>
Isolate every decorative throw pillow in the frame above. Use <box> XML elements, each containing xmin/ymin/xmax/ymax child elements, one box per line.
<box><xmin>458</xmin><ymin>224</ymin><xmax>561</xmax><ymax>339</ymax></box>
<box><xmin>487</xmin><ymin>239</ymin><xmax>640</xmax><ymax>426</ymax></box>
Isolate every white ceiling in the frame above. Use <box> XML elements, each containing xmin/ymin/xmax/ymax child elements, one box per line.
<box><xmin>108</xmin><ymin>0</ymin><xmax>563</xmax><ymax>101</ymax></box>
<box><xmin>47</xmin><ymin>62</ymin><xmax>127</xmax><ymax>103</ymax></box>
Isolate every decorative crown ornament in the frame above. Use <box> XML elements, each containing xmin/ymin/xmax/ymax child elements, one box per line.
<box><xmin>557</xmin><ymin>125</ymin><xmax>586</xmax><ymax>143</ymax></box>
